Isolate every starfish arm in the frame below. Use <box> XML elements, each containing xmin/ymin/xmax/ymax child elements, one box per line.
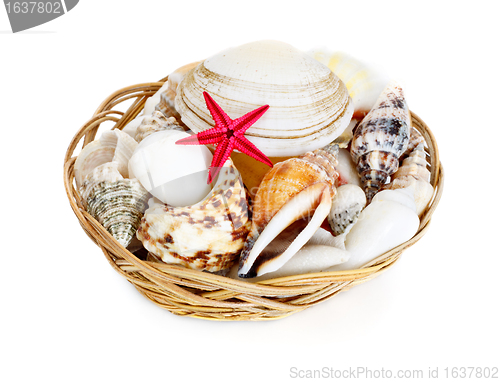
<box><xmin>233</xmin><ymin>136</ymin><xmax>273</xmax><ymax>168</ymax></box>
<box><xmin>208</xmin><ymin>138</ymin><xmax>234</xmax><ymax>184</ymax></box>
<box><xmin>203</xmin><ymin>92</ymin><xmax>233</xmax><ymax>128</ymax></box>
<box><xmin>232</xmin><ymin>104</ymin><xmax>270</xmax><ymax>134</ymax></box>
<box><xmin>176</xmin><ymin>129</ymin><xmax>225</xmax><ymax>146</ymax></box>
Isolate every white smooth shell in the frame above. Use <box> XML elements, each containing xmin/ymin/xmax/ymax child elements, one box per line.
<box><xmin>330</xmin><ymin>189</ymin><xmax>419</xmax><ymax>271</ymax></box>
<box><xmin>128</xmin><ymin>130</ymin><xmax>212</xmax><ymax>207</ymax></box>
<box><xmin>175</xmin><ymin>40</ymin><xmax>353</xmax><ymax>157</ymax></box>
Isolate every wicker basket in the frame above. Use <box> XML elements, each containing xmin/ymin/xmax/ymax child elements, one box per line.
<box><xmin>63</xmin><ymin>80</ymin><xmax>444</xmax><ymax>321</ymax></box>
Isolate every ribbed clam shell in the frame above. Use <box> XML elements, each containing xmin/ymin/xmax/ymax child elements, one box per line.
<box><xmin>328</xmin><ymin>184</ymin><xmax>366</xmax><ymax>236</ymax></box>
<box><xmin>385</xmin><ymin>144</ymin><xmax>433</xmax><ymax>217</ymax></box>
<box><xmin>136</xmin><ymin>159</ymin><xmax>250</xmax><ymax>272</ymax></box>
<box><xmin>85</xmin><ymin>178</ymin><xmax>149</xmax><ymax>247</ymax></box>
<box><xmin>175</xmin><ymin>40</ymin><xmax>353</xmax><ymax>157</ymax></box>
<box><xmin>74</xmin><ymin>130</ymin><xmax>137</xmax><ymax>188</ymax></box>
<box><xmin>238</xmin><ymin>144</ymin><xmax>339</xmax><ymax>278</ymax></box>
<box><xmin>134</xmin><ymin>111</ymin><xmax>183</xmax><ymax>143</ymax></box>
<box><xmin>350</xmin><ymin>82</ymin><xmax>411</xmax><ymax>202</ymax></box>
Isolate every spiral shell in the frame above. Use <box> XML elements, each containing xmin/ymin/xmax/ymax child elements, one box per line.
<box><xmin>328</xmin><ymin>184</ymin><xmax>366</xmax><ymax>236</ymax></box>
<box><xmin>350</xmin><ymin>82</ymin><xmax>411</xmax><ymax>202</ymax></box>
<box><xmin>385</xmin><ymin>143</ymin><xmax>434</xmax><ymax>217</ymax></box>
<box><xmin>134</xmin><ymin>111</ymin><xmax>183</xmax><ymax>143</ymax></box>
<box><xmin>136</xmin><ymin>159</ymin><xmax>250</xmax><ymax>272</ymax></box>
<box><xmin>80</xmin><ymin>162</ymin><xmax>149</xmax><ymax>247</ymax></box>
<box><xmin>238</xmin><ymin>144</ymin><xmax>339</xmax><ymax>278</ymax></box>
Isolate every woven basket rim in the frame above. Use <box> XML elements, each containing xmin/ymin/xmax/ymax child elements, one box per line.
<box><xmin>63</xmin><ymin>80</ymin><xmax>444</xmax><ymax>321</ymax></box>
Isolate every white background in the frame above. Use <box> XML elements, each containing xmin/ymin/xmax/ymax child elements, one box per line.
<box><xmin>1</xmin><ymin>1</ymin><xmax>499</xmax><ymax>381</ymax></box>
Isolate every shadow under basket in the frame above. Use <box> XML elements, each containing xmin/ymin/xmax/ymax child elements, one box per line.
<box><xmin>63</xmin><ymin>81</ymin><xmax>444</xmax><ymax>321</ymax></box>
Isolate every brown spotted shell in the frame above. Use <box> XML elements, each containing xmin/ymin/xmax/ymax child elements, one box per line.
<box><xmin>136</xmin><ymin>159</ymin><xmax>250</xmax><ymax>272</ymax></box>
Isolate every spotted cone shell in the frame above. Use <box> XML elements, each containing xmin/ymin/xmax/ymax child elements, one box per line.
<box><xmin>350</xmin><ymin>82</ymin><xmax>411</xmax><ymax>202</ymax></box>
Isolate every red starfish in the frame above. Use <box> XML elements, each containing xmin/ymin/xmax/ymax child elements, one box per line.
<box><xmin>176</xmin><ymin>91</ymin><xmax>273</xmax><ymax>183</ymax></box>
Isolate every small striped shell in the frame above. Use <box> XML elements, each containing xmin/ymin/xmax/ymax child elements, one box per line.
<box><xmin>80</xmin><ymin>163</ymin><xmax>149</xmax><ymax>247</ymax></box>
<box><xmin>385</xmin><ymin>143</ymin><xmax>434</xmax><ymax>217</ymax></box>
<box><xmin>134</xmin><ymin>111</ymin><xmax>183</xmax><ymax>143</ymax></box>
<box><xmin>350</xmin><ymin>82</ymin><xmax>411</xmax><ymax>202</ymax></box>
<box><xmin>136</xmin><ymin>159</ymin><xmax>250</xmax><ymax>272</ymax></box>
<box><xmin>328</xmin><ymin>184</ymin><xmax>366</xmax><ymax>236</ymax></box>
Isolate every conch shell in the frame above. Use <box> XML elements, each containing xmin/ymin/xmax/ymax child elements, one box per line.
<box><xmin>350</xmin><ymin>82</ymin><xmax>411</xmax><ymax>202</ymax></box>
<box><xmin>80</xmin><ymin>162</ymin><xmax>149</xmax><ymax>247</ymax></box>
<box><xmin>238</xmin><ymin>144</ymin><xmax>339</xmax><ymax>278</ymax></box>
<box><xmin>175</xmin><ymin>40</ymin><xmax>353</xmax><ymax>157</ymax></box>
<box><xmin>136</xmin><ymin>159</ymin><xmax>251</xmax><ymax>272</ymax></box>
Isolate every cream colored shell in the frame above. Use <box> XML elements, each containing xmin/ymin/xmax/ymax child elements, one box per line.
<box><xmin>175</xmin><ymin>40</ymin><xmax>353</xmax><ymax>157</ymax></box>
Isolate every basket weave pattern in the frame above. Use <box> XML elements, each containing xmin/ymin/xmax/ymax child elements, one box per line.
<box><xmin>63</xmin><ymin>81</ymin><xmax>444</xmax><ymax>321</ymax></box>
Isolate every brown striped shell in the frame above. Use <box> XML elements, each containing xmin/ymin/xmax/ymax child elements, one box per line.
<box><xmin>350</xmin><ymin>82</ymin><xmax>411</xmax><ymax>202</ymax></box>
<box><xmin>238</xmin><ymin>144</ymin><xmax>339</xmax><ymax>278</ymax></box>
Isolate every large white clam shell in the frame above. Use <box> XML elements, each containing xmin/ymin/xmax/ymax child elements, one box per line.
<box><xmin>175</xmin><ymin>40</ymin><xmax>353</xmax><ymax>157</ymax></box>
<box><xmin>128</xmin><ymin>130</ymin><xmax>212</xmax><ymax>207</ymax></box>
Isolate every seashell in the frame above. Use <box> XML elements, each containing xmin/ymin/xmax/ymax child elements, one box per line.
<box><xmin>122</xmin><ymin>115</ymin><xmax>145</xmax><ymax>141</ymax></box>
<box><xmin>308</xmin><ymin>49</ymin><xmax>389</xmax><ymax>120</ymax></box>
<box><xmin>175</xmin><ymin>40</ymin><xmax>353</xmax><ymax>157</ymax></box>
<box><xmin>228</xmin><ymin>242</ymin><xmax>349</xmax><ymax>282</ymax></box>
<box><xmin>402</xmin><ymin>127</ymin><xmax>425</xmax><ymax>159</ymax></box>
<box><xmin>80</xmin><ymin>162</ymin><xmax>149</xmax><ymax>247</ymax></box>
<box><xmin>336</xmin><ymin>148</ymin><xmax>361</xmax><ymax>187</ymax></box>
<box><xmin>136</xmin><ymin>159</ymin><xmax>251</xmax><ymax>272</ymax></box>
<box><xmin>350</xmin><ymin>82</ymin><xmax>411</xmax><ymax>203</ymax></box>
<box><xmin>134</xmin><ymin>111</ymin><xmax>183</xmax><ymax>143</ymax></box>
<box><xmin>74</xmin><ymin>129</ymin><xmax>138</xmax><ymax>189</ymax></box>
<box><xmin>385</xmin><ymin>143</ymin><xmax>434</xmax><ymax>217</ymax></box>
<box><xmin>238</xmin><ymin>144</ymin><xmax>339</xmax><ymax>278</ymax></box>
<box><xmin>128</xmin><ymin>130</ymin><xmax>213</xmax><ymax>207</ymax></box>
<box><xmin>329</xmin><ymin>188</ymin><xmax>419</xmax><ymax>271</ymax></box>
<box><xmin>155</xmin><ymin>61</ymin><xmax>202</xmax><ymax>120</ymax></box>
<box><xmin>143</xmin><ymin>82</ymin><xmax>169</xmax><ymax>116</ymax></box>
<box><xmin>328</xmin><ymin>184</ymin><xmax>366</xmax><ymax>236</ymax></box>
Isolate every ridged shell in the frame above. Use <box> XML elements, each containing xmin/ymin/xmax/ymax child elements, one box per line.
<box><xmin>175</xmin><ymin>40</ymin><xmax>353</xmax><ymax>157</ymax></box>
<box><xmin>238</xmin><ymin>144</ymin><xmax>339</xmax><ymax>278</ymax></box>
<box><xmin>81</xmin><ymin>164</ymin><xmax>149</xmax><ymax>247</ymax></box>
<box><xmin>328</xmin><ymin>184</ymin><xmax>366</xmax><ymax>236</ymax></box>
<box><xmin>74</xmin><ymin>130</ymin><xmax>137</xmax><ymax>189</ymax></box>
<box><xmin>350</xmin><ymin>82</ymin><xmax>411</xmax><ymax>202</ymax></box>
<box><xmin>385</xmin><ymin>143</ymin><xmax>434</xmax><ymax>217</ymax></box>
<box><xmin>136</xmin><ymin>159</ymin><xmax>250</xmax><ymax>272</ymax></box>
<box><xmin>134</xmin><ymin>111</ymin><xmax>183</xmax><ymax>143</ymax></box>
